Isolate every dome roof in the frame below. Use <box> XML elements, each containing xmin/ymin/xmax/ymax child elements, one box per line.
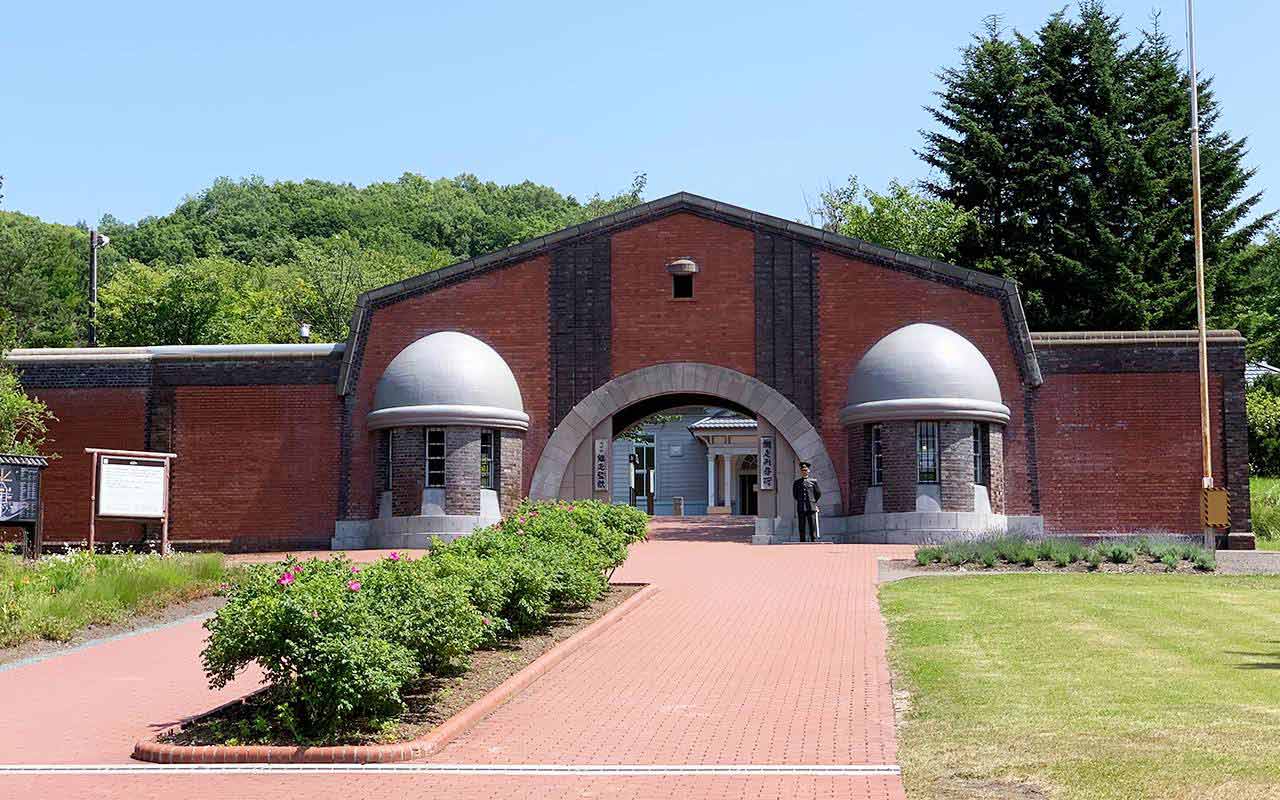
<box><xmin>840</xmin><ymin>323</ymin><xmax>1010</xmax><ymax>425</ymax></box>
<box><xmin>368</xmin><ymin>331</ymin><xmax>528</xmax><ymax>431</ymax></box>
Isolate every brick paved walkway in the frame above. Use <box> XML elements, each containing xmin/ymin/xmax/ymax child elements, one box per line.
<box><xmin>0</xmin><ymin>518</ymin><xmax>913</xmax><ymax>799</ymax></box>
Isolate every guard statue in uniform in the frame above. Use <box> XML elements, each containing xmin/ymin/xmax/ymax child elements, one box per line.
<box><xmin>792</xmin><ymin>461</ymin><xmax>822</xmax><ymax>542</ymax></box>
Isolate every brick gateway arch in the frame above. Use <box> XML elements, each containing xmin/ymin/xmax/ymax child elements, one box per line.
<box><xmin>529</xmin><ymin>363</ymin><xmax>843</xmax><ymax>530</ymax></box>
<box><xmin>7</xmin><ymin>191</ymin><xmax>1253</xmax><ymax>550</ymax></box>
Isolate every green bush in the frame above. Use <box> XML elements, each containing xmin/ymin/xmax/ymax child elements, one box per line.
<box><xmin>201</xmin><ymin>497</ymin><xmax>643</xmax><ymax>739</ymax></box>
<box><xmin>1086</xmin><ymin>547</ymin><xmax>1103</xmax><ymax>570</ymax></box>
<box><xmin>1193</xmin><ymin>551</ymin><xmax>1216</xmax><ymax>571</ymax></box>
<box><xmin>201</xmin><ymin>557</ymin><xmax>419</xmax><ymax>736</ymax></box>
<box><xmin>915</xmin><ymin>547</ymin><xmax>943</xmax><ymax>566</ymax></box>
<box><xmin>1102</xmin><ymin>544</ymin><xmax>1136</xmax><ymax>564</ymax></box>
<box><xmin>1252</xmin><ymin>478</ymin><xmax>1280</xmax><ymax>543</ymax></box>
<box><xmin>1160</xmin><ymin>552</ymin><xmax>1180</xmax><ymax>572</ymax></box>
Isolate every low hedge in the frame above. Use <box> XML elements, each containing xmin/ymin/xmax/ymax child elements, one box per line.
<box><xmin>201</xmin><ymin>500</ymin><xmax>648</xmax><ymax>739</ymax></box>
<box><xmin>914</xmin><ymin>534</ymin><xmax>1216</xmax><ymax>572</ymax></box>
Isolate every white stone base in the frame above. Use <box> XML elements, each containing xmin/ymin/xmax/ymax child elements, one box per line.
<box><xmin>755</xmin><ymin>512</ymin><xmax>1045</xmax><ymax>544</ymax></box>
<box><xmin>331</xmin><ymin>512</ymin><xmax>500</xmax><ymax>550</ymax></box>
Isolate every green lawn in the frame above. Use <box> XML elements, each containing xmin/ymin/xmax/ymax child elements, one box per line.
<box><xmin>881</xmin><ymin>574</ymin><xmax>1280</xmax><ymax>800</ymax></box>
<box><xmin>1252</xmin><ymin>477</ymin><xmax>1280</xmax><ymax>550</ymax></box>
<box><xmin>0</xmin><ymin>549</ymin><xmax>232</xmax><ymax>647</ymax></box>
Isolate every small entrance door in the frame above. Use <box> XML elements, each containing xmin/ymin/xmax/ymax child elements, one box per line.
<box><xmin>630</xmin><ymin>436</ymin><xmax>656</xmax><ymax>514</ymax></box>
<box><xmin>737</xmin><ymin>473</ymin><xmax>758</xmax><ymax>515</ymax></box>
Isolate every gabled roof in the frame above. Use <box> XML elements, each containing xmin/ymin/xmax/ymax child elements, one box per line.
<box><xmin>338</xmin><ymin>191</ymin><xmax>1041</xmax><ymax>394</ymax></box>
<box><xmin>689</xmin><ymin>409</ymin><xmax>759</xmax><ymax>431</ymax></box>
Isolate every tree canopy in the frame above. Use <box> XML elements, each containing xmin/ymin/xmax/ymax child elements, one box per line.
<box><xmin>1</xmin><ymin>173</ymin><xmax>646</xmax><ymax>347</ymax></box>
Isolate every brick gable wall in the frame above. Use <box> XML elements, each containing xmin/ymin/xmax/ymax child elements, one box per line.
<box><xmin>816</xmin><ymin>251</ymin><xmax>1031</xmax><ymax>515</ymax></box>
<box><xmin>345</xmin><ymin>255</ymin><xmax>551</xmax><ymax>519</ymax></box>
<box><xmin>610</xmin><ymin>213</ymin><xmax>756</xmax><ymax>378</ymax></box>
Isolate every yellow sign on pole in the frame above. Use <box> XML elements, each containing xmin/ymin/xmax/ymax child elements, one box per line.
<box><xmin>1201</xmin><ymin>488</ymin><xmax>1230</xmax><ymax>529</ymax></box>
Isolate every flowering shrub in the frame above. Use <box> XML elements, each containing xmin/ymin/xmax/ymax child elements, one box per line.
<box><xmin>201</xmin><ymin>499</ymin><xmax>647</xmax><ymax>739</ymax></box>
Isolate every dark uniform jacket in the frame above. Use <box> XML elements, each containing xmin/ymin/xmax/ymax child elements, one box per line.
<box><xmin>793</xmin><ymin>476</ymin><xmax>822</xmax><ymax>512</ymax></box>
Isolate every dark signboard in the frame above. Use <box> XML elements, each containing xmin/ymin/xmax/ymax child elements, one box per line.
<box><xmin>0</xmin><ymin>464</ymin><xmax>41</xmax><ymax>524</ymax></box>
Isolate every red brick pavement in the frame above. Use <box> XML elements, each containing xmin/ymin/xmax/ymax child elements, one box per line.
<box><xmin>0</xmin><ymin>518</ymin><xmax>913</xmax><ymax>799</ymax></box>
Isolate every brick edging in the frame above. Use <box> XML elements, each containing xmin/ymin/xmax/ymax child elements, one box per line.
<box><xmin>132</xmin><ymin>582</ymin><xmax>659</xmax><ymax>764</ymax></box>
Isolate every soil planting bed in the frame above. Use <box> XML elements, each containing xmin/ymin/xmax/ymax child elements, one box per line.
<box><xmin>887</xmin><ymin>557</ymin><xmax>1213</xmax><ymax>576</ymax></box>
<box><xmin>158</xmin><ymin>583</ymin><xmax>642</xmax><ymax>747</ymax></box>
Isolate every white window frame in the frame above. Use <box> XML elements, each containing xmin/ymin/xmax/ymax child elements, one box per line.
<box><xmin>916</xmin><ymin>421</ymin><xmax>939</xmax><ymax>484</ymax></box>
<box><xmin>425</xmin><ymin>428</ymin><xmax>446</xmax><ymax>488</ymax></box>
<box><xmin>870</xmin><ymin>424</ymin><xmax>883</xmax><ymax>486</ymax></box>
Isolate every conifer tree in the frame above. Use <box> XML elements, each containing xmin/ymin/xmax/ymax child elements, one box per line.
<box><xmin>919</xmin><ymin>2</ymin><xmax>1272</xmax><ymax>331</ymax></box>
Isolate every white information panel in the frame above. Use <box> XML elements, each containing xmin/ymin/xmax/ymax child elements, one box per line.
<box><xmin>98</xmin><ymin>456</ymin><xmax>167</xmax><ymax>518</ymax></box>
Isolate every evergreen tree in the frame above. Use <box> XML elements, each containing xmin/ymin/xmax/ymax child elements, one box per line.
<box><xmin>920</xmin><ymin>2</ymin><xmax>1272</xmax><ymax>331</ymax></box>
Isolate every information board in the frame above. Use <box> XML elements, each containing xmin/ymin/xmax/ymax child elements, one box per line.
<box><xmin>97</xmin><ymin>456</ymin><xmax>167</xmax><ymax>518</ymax></box>
<box><xmin>0</xmin><ymin>465</ymin><xmax>40</xmax><ymax>523</ymax></box>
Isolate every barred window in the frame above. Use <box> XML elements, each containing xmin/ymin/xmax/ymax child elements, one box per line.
<box><xmin>426</xmin><ymin>428</ymin><xmax>446</xmax><ymax>488</ymax></box>
<box><xmin>480</xmin><ymin>429</ymin><xmax>499</xmax><ymax>490</ymax></box>
<box><xmin>870</xmin><ymin>424</ymin><xmax>883</xmax><ymax>486</ymax></box>
<box><xmin>916</xmin><ymin>421</ymin><xmax>939</xmax><ymax>484</ymax></box>
<box><xmin>973</xmin><ymin>422</ymin><xmax>990</xmax><ymax>486</ymax></box>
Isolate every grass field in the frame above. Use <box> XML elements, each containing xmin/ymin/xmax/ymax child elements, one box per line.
<box><xmin>881</xmin><ymin>574</ymin><xmax>1280</xmax><ymax>800</ymax></box>
<box><xmin>0</xmin><ymin>549</ymin><xmax>231</xmax><ymax>647</ymax></box>
<box><xmin>1252</xmin><ymin>476</ymin><xmax>1280</xmax><ymax>551</ymax></box>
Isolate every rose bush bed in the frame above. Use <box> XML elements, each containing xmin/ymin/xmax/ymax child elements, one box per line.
<box><xmin>201</xmin><ymin>500</ymin><xmax>648</xmax><ymax>739</ymax></box>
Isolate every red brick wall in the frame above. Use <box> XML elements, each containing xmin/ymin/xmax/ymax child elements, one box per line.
<box><xmin>22</xmin><ymin>388</ymin><xmax>148</xmax><ymax>543</ymax></box>
<box><xmin>1034</xmin><ymin>373</ymin><xmax>1226</xmax><ymax>533</ymax></box>
<box><xmin>611</xmin><ymin>213</ymin><xmax>756</xmax><ymax>377</ymax></box>
<box><xmin>170</xmin><ymin>386</ymin><xmax>340</xmax><ymax>549</ymax></box>
<box><xmin>349</xmin><ymin>255</ymin><xmax>551</xmax><ymax>518</ymax></box>
<box><xmin>816</xmin><ymin>252</ymin><xmax>1030</xmax><ymax>514</ymax></box>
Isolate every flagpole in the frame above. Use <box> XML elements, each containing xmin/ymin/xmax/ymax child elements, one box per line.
<box><xmin>1186</xmin><ymin>0</ymin><xmax>1215</xmax><ymax>550</ymax></box>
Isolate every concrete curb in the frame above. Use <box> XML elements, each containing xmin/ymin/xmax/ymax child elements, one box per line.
<box><xmin>132</xmin><ymin>583</ymin><xmax>660</xmax><ymax>765</ymax></box>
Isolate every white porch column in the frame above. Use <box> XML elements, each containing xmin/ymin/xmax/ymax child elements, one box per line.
<box><xmin>706</xmin><ymin>453</ymin><xmax>716</xmax><ymax>508</ymax></box>
<box><xmin>722</xmin><ymin>454</ymin><xmax>733</xmax><ymax>513</ymax></box>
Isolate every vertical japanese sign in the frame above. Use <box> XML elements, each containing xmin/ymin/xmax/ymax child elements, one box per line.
<box><xmin>592</xmin><ymin>439</ymin><xmax>609</xmax><ymax>492</ymax></box>
<box><xmin>758</xmin><ymin>435</ymin><xmax>775</xmax><ymax>491</ymax></box>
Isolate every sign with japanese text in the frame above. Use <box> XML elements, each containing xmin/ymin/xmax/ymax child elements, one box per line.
<box><xmin>98</xmin><ymin>456</ymin><xmax>167</xmax><ymax>519</ymax></box>
<box><xmin>592</xmin><ymin>439</ymin><xmax>609</xmax><ymax>493</ymax></box>
<box><xmin>758</xmin><ymin>435</ymin><xmax>775</xmax><ymax>491</ymax></box>
<box><xmin>0</xmin><ymin>465</ymin><xmax>40</xmax><ymax>523</ymax></box>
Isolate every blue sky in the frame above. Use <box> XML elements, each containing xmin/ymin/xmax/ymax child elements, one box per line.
<box><xmin>3</xmin><ymin>0</ymin><xmax>1276</xmax><ymax>227</ymax></box>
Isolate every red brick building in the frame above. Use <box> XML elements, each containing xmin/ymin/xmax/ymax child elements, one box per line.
<box><xmin>8</xmin><ymin>193</ymin><xmax>1253</xmax><ymax>549</ymax></box>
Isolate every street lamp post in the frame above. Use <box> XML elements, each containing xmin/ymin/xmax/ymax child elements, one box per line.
<box><xmin>87</xmin><ymin>230</ymin><xmax>110</xmax><ymax>347</ymax></box>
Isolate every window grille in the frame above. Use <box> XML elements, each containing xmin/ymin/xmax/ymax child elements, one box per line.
<box><xmin>916</xmin><ymin>422</ymin><xmax>939</xmax><ymax>484</ymax></box>
<box><xmin>426</xmin><ymin>428</ymin><xmax>446</xmax><ymax>488</ymax></box>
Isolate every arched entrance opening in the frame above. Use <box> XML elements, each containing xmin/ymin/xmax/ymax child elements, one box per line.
<box><xmin>529</xmin><ymin>363</ymin><xmax>841</xmax><ymax>541</ymax></box>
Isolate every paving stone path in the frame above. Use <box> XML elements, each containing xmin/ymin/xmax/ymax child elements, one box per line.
<box><xmin>0</xmin><ymin>519</ymin><xmax>913</xmax><ymax>799</ymax></box>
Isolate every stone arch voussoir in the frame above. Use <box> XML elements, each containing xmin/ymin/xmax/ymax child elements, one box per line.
<box><xmin>530</xmin><ymin>363</ymin><xmax>842</xmax><ymax>512</ymax></box>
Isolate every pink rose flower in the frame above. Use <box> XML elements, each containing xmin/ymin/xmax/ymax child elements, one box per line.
<box><xmin>481</xmin><ymin>617</ymin><xmax>490</xmax><ymax>626</ymax></box>
<box><xmin>290</xmin><ymin>564</ymin><xmax>303</xmax><ymax>575</ymax></box>
<box><xmin>277</xmin><ymin>572</ymin><xmax>295</xmax><ymax>587</ymax></box>
<box><xmin>350</xmin><ymin>565</ymin><xmax>361</xmax><ymax>574</ymax></box>
<box><xmin>388</xmin><ymin>551</ymin><xmax>400</xmax><ymax>561</ymax></box>
<box><xmin>347</xmin><ymin>581</ymin><xmax>361</xmax><ymax>592</ymax></box>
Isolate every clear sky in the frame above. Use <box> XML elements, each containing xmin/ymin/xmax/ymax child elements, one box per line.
<box><xmin>3</xmin><ymin>0</ymin><xmax>1276</xmax><ymax>228</ymax></box>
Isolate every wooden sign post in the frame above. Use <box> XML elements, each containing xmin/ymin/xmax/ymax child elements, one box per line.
<box><xmin>86</xmin><ymin>448</ymin><xmax>176</xmax><ymax>554</ymax></box>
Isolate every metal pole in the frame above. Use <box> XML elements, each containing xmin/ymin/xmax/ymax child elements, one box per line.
<box><xmin>1186</xmin><ymin>0</ymin><xmax>1215</xmax><ymax>550</ymax></box>
<box><xmin>88</xmin><ymin>230</ymin><xmax>99</xmax><ymax>347</ymax></box>
<box><xmin>161</xmin><ymin>457</ymin><xmax>171</xmax><ymax>555</ymax></box>
<box><xmin>88</xmin><ymin>453</ymin><xmax>98</xmax><ymax>554</ymax></box>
